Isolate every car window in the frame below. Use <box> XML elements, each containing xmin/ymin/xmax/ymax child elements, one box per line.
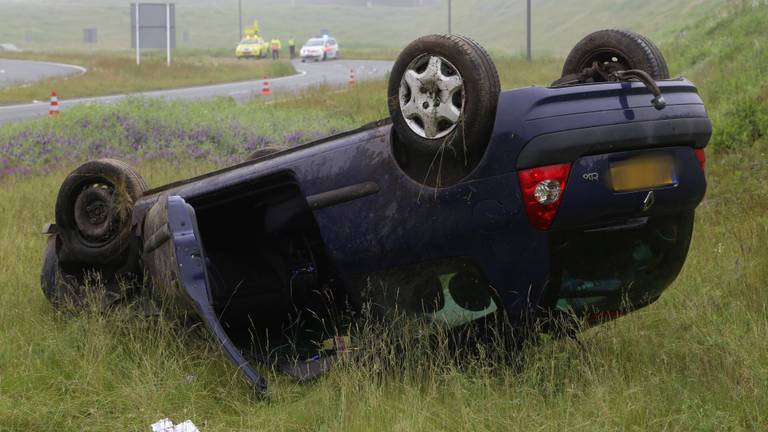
<box><xmin>306</xmin><ymin>39</ymin><xmax>324</xmax><ymax>47</ymax></box>
<box><xmin>329</xmin><ymin>39</ymin><xmax>337</xmax><ymax>45</ymax></box>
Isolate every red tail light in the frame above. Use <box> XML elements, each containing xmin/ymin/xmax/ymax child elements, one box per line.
<box><xmin>518</xmin><ymin>163</ymin><xmax>572</xmax><ymax>231</ymax></box>
<box><xmin>694</xmin><ymin>148</ymin><xmax>706</xmax><ymax>172</ymax></box>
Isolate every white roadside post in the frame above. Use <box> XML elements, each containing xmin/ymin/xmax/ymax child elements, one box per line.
<box><xmin>135</xmin><ymin>0</ymin><xmax>141</xmax><ymax>65</ymax></box>
<box><xmin>166</xmin><ymin>3</ymin><xmax>171</xmax><ymax>66</ymax></box>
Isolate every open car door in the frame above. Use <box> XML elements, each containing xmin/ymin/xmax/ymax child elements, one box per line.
<box><xmin>143</xmin><ymin>195</ymin><xmax>269</xmax><ymax>396</ymax></box>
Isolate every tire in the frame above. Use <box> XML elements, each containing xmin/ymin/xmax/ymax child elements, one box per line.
<box><xmin>55</xmin><ymin>159</ymin><xmax>147</xmax><ymax>267</ymax></box>
<box><xmin>561</xmin><ymin>29</ymin><xmax>670</xmax><ymax>81</ymax></box>
<box><xmin>388</xmin><ymin>34</ymin><xmax>500</xmax><ymax>187</ymax></box>
<box><xmin>247</xmin><ymin>146</ymin><xmax>282</xmax><ymax>161</ymax></box>
<box><xmin>633</xmin><ymin>32</ymin><xmax>670</xmax><ymax>79</ymax></box>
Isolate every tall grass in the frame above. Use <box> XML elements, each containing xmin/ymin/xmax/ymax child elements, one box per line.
<box><xmin>1</xmin><ymin>5</ymin><xmax>768</xmax><ymax>431</ymax></box>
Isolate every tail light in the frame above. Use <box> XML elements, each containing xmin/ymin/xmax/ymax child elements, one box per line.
<box><xmin>518</xmin><ymin>163</ymin><xmax>572</xmax><ymax>230</ymax></box>
<box><xmin>694</xmin><ymin>148</ymin><xmax>706</xmax><ymax>172</ymax></box>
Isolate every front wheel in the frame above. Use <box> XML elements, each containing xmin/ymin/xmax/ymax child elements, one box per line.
<box><xmin>387</xmin><ymin>34</ymin><xmax>500</xmax><ymax>187</ymax></box>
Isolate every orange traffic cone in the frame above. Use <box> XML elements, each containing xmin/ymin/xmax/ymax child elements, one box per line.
<box><xmin>348</xmin><ymin>68</ymin><xmax>356</xmax><ymax>86</ymax></box>
<box><xmin>261</xmin><ymin>77</ymin><xmax>272</xmax><ymax>96</ymax></box>
<box><xmin>48</xmin><ymin>89</ymin><xmax>60</xmax><ymax>117</ymax></box>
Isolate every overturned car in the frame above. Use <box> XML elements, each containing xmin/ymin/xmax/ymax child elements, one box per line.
<box><xmin>41</xmin><ymin>31</ymin><xmax>710</xmax><ymax>395</ymax></box>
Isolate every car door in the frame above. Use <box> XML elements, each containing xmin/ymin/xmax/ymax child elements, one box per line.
<box><xmin>143</xmin><ymin>194</ymin><xmax>269</xmax><ymax>395</ymax></box>
<box><xmin>330</xmin><ymin>39</ymin><xmax>338</xmax><ymax>58</ymax></box>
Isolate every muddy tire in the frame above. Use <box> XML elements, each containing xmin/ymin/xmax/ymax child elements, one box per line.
<box><xmin>55</xmin><ymin>159</ymin><xmax>147</xmax><ymax>266</ymax></box>
<box><xmin>561</xmin><ymin>29</ymin><xmax>670</xmax><ymax>81</ymax></box>
<box><xmin>388</xmin><ymin>34</ymin><xmax>500</xmax><ymax>187</ymax></box>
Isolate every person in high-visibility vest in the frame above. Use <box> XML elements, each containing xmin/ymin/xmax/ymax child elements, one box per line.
<box><xmin>270</xmin><ymin>38</ymin><xmax>282</xmax><ymax>60</ymax></box>
<box><xmin>288</xmin><ymin>37</ymin><xmax>296</xmax><ymax>59</ymax></box>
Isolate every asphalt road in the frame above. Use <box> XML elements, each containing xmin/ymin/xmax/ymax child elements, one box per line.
<box><xmin>0</xmin><ymin>59</ymin><xmax>393</xmax><ymax>125</ymax></box>
<box><xmin>0</xmin><ymin>58</ymin><xmax>87</xmax><ymax>89</ymax></box>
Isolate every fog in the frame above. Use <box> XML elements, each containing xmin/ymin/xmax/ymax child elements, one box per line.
<box><xmin>0</xmin><ymin>0</ymin><xmax>724</xmax><ymax>54</ymax></box>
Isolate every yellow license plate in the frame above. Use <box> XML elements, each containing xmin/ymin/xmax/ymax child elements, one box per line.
<box><xmin>610</xmin><ymin>155</ymin><xmax>675</xmax><ymax>192</ymax></box>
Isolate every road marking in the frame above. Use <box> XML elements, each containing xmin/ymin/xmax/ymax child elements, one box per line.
<box><xmin>23</xmin><ymin>60</ymin><xmax>88</xmax><ymax>75</ymax></box>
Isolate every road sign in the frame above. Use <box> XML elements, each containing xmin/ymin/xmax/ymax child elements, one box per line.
<box><xmin>131</xmin><ymin>3</ymin><xmax>175</xmax><ymax>49</ymax></box>
<box><xmin>83</xmin><ymin>28</ymin><xmax>98</xmax><ymax>44</ymax></box>
<box><xmin>130</xmin><ymin>3</ymin><xmax>176</xmax><ymax>65</ymax></box>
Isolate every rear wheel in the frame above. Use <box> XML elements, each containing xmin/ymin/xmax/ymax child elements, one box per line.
<box><xmin>560</xmin><ymin>29</ymin><xmax>670</xmax><ymax>81</ymax></box>
<box><xmin>388</xmin><ymin>34</ymin><xmax>500</xmax><ymax>187</ymax></box>
<box><xmin>55</xmin><ymin>159</ymin><xmax>147</xmax><ymax>267</ymax></box>
<box><xmin>50</xmin><ymin>159</ymin><xmax>147</xmax><ymax>308</ymax></box>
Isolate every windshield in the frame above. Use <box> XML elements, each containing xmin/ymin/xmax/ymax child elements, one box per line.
<box><xmin>240</xmin><ymin>39</ymin><xmax>260</xmax><ymax>45</ymax></box>
<box><xmin>305</xmin><ymin>39</ymin><xmax>325</xmax><ymax>47</ymax></box>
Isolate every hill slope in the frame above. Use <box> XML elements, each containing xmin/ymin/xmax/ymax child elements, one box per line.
<box><xmin>0</xmin><ymin>0</ymin><xmax>725</xmax><ymax>54</ymax></box>
<box><xmin>665</xmin><ymin>1</ymin><xmax>768</xmax><ymax>152</ymax></box>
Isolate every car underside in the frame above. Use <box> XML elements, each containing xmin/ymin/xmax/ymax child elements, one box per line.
<box><xmin>41</xmin><ymin>30</ymin><xmax>710</xmax><ymax>396</ymax></box>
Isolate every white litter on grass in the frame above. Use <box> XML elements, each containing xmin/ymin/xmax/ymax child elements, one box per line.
<box><xmin>173</xmin><ymin>420</ymin><xmax>200</xmax><ymax>432</ymax></box>
<box><xmin>151</xmin><ymin>418</ymin><xmax>200</xmax><ymax>432</ymax></box>
<box><xmin>151</xmin><ymin>419</ymin><xmax>173</xmax><ymax>431</ymax></box>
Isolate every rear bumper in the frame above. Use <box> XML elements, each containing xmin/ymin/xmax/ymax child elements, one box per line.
<box><xmin>517</xmin><ymin>117</ymin><xmax>712</xmax><ymax>169</ymax></box>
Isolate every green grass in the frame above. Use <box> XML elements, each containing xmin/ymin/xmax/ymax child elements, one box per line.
<box><xmin>0</xmin><ymin>50</ymin><xmax>295</xmax><ymax>105</ymax></box>
<box><xmin>2</xmin><ymin>3</ymin><xmax>768</xmax><ymax>430</ymax></box>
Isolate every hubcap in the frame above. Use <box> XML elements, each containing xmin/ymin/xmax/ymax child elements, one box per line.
<box><xmin>399</xmin><ymin>54</ymin><xmax>464</xmax><ymax>139</ymax></box>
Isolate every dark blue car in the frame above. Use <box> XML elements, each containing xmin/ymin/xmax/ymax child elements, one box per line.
<box><xmin>41</xmin><ymin>30</ymin><xmax>709</xmax><ymax>395</ymax></box>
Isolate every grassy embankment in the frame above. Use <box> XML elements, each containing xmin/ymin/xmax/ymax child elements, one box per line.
<box><xmin>1</xmin><ymin>4</ymin><xmax>767</xmax><ymax>431</ymax></box>
<box><xmin>0</xmin><ymin>0</ymin><xmax>724</xmax><ymax>55</ymax></box>
<box><xmin>0</xmin><ymin>51</ymin><xmax>295</xmax><ymax>105</ymax></box>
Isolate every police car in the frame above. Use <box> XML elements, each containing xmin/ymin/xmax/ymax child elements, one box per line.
<box><xmin>300</xmin><ymin>35</ymin><xmax>339</xmax><ymax>62</ymax></box>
